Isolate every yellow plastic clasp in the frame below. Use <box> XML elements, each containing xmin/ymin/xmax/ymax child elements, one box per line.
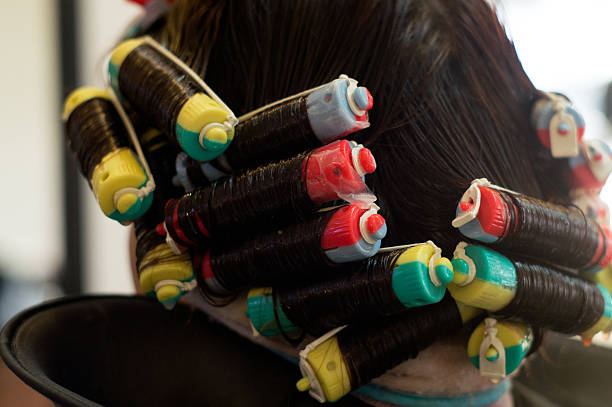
<box><xmin>298</xmin><ymin>325</ymin><xmax>348</xmax><ymax>403</ymax></box>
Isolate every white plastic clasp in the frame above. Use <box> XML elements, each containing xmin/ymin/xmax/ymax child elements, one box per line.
<box><xmin>350</xmin><ymin>142</ymin><xmax>367</xmax><ymax>177</ymax></box>
<box><xmin>451</xmin><ymin>179</ymin><xmax>491</xmax><ymax>228</ymax></box>
<box><xmin>113</xmin><ymin>188</ymin><xmax>142</xmax><ymax>208</ymax></box>
<box><xmin>453</xmin><ymin>242</ymin><xmax>477</xmax><ymax>286</ymax></box>
<box><xmin>425</xmin><ymin>240</ymin><xmax>443</xmax><ymax>287</ymax></box>
<box><xmin>154</xmin><ymin>279</ymin><xmax>197</xmax><ymax>293</ymax></box>
<box><xmin>548</xmin><ymin>93</ymin><xmax>579</xmax><ymax>158</ymax></box>
<box><xmin>161</xmin><ymin>221</ymin><xmax>183</xmax><ymax>255</ymax></box>
<box><xmin>479</xmin><ymin>318</ymin><xmax>507</xmax><ymax>380</ymax></box>
<box><xmin>358</xmin><ymin>203</ymin><xmax>381</xmax><ymax>244</ymax></box>
<box><xmin>112</xmin><ymin>178</ymin><xmax>155</xmax><ymax>211</ymax></box>
<box><xmin>340</xmin><ymin>74</ymin><xmax>365</xmax><ymax>117</ymax></box>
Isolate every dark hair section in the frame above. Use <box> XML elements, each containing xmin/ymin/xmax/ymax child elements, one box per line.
<box><xmin>496</xmin><ymin>261</ymin><xmax>604</xmax><ymax>334</ymax></box>
<box><xmin>65</xmin><ymin>97</ymin><xmax>130</xmax><ymax>181</ymax></box>
<box><xmin>137</xmin><ymin>129</ymin><xmax>184</xmax><ymax>226</ymax></box>
<box><xmin>338</xmin><ymin>294</ymin><xmax>464</xmax><ymax>389</ymax></box>
<box><xmin>175</xmin><ymin>153</ymin><xmax>213</xmax><ymax>191</ymax></box>
<box><xmin>134</xmin><ymin>129</ymin><xmax>184</xmax><ymax>275</ymax></box>
<box><xmin>163</xmin><ymin>151</ymin><xmax>314</xmax><ymax>249</ymax></box>
<box><xmin>146</xmin><ymin>0</ymin><xmax>569</xmax><ymax>256</ymax></box>
<box><xmin>117</xmin><ymin>44</ymin><xmax>204</xmax><ymax>145</ymax></box>
<box><xmin>193</xmin><ymin>208</ymin><xmax>337</xmax><ymax>296</ymax></box>
<box><xmin>276</xmin><ymin>249</ymin><xmax>407</xmax><ymax>336</ymax></box>
<box><xmin>222</xmin><ymin>95</ymin><xmax>318</xmax><ymax>170</ymax></box>
<box><xmin>114</xmin><ymin>0</ymin><xmax>590</xmax><ymax>394</ymax></box>
<box><xmin>495</xmin><ymin>191</ymin><xmax>605</xmax><ymax>270</ymax></box>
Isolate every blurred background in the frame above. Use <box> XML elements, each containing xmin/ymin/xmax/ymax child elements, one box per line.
<box><xmin>0</xmin><ymin>0</ymin><xmax>141</xmax><ymax>326</ymax></box>
<box><xmin>0</xmin><ymin>0</ymin><xmax>611</xmax><ymax>404</ymax></box>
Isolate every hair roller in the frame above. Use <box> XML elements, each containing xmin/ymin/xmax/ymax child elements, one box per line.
<box><xmin>295</xmin><ymin>295</ymin><xmax>480</xmax><ymax>403</ymax></box>
<box><xmin>453</xmin><ymin>179</ymin><xmax>612</xmax><ymax>271</ymax></box>
<box><xmin>63</xmin><ymin>87</ymin><xmax>154</xmax><ymax>222</ymax></box>
<box><xmin>108</xmin><ymin>36</ymin><xmax>237</xmax><ymax>162</ymax></box>
<box><xmin>531</xmin><ymin>92</ymin><xmax>585</xmax><ymax>158</ymax></box>
<box><xmin>568</xmin><ymin>139</ymin><xmax>612</xmax><ymax>192</ymax></box>
<box><xmin>191</xmin><ymin>204</ymin><xmax>387</xmax><ymax>298</ymax></box>
<box><xmin>246</xmin><ymin>242</ymin><xmax>454</xmax><ymax>337</ymax></box>
<box><xmin>136</xmin><ymin>225</ymin><xmax>194</xmax><ymax>310</ymax></box>
<box><xmin>217</xmin><ymin>75</ymin><xmax>373</xmax><ymax>171</ymax></box>
<box><xmin>449</xmin><ymin>243</ymin><xmax>612</xmax><ymax>339</ymax></box>
<box><xmin>135</xmin><ymin>128</ymin><xmax>194</xmax><ymax>309</ymax></box>
<box><xmin>162</xmin><ymin>140</ymin><xmax>377</xmax><ymax>250</ymax></box>
<box><xmin>467</xmin><ymin>318</ymin><xmax>535</xmax><ymax>380</ymax></box>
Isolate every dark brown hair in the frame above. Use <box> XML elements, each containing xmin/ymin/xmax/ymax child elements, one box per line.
<box><xmin>148</xmin><ymin>0</ymin><xmax>568</xmax><ymax>255</ymax></box>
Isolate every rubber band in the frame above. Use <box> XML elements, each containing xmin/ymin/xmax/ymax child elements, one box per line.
<box><xmin>107</xmin><ymin>86</ymin><xmax>156</xmax><ymax>200</ymax></box>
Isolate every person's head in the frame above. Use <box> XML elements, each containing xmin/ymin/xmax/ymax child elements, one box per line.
<box><xmin>122</xmin><ymin>1</ymin><xmax>580</xmax><ymax>404</ymax></box>
<box><xmin>148</xmin><ymin>0</ymin><xmax>568</xmax><ymax>254</ymax></box>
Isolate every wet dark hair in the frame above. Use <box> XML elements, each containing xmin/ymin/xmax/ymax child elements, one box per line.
<box><xmin>106</xmin><ymin>1</ymin><xmax>599</xmax><ymax>400</ymax></box>
<box><xmin>147</xmin><ymin>0</ymin><xmax>568</xmax><ymax>255</ymax></box>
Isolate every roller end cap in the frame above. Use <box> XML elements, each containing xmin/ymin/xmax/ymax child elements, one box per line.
<box><xmin>358</xmin><ymin>148</ymin><xmax>376</xmax><ymax>174</ymax></box>
<box><xmin>353</xmin><ymin>87</ymin><xmax>373</xmax><ymax>111</ymax></box>
<box><xmin>366</xmin><ymin>214</ymin><xmax>386</xmax><ymax>239</ymax></box>
<box><xmin>451</xmin><ymin>258</ymin><xmax>470</xmax><ymax>285</ymax></box>
<box><xmin>435</xmin><ymin>264</ymin><xmax>454</xmax><ymax>286</ymax></box>
<box><xmin>296</xmin><ymin>377</ymin><xmax>311</xmax><ymax>392</ymax></box>
<box><xmin>116</xmin><ymin>193</ymin><xmax>139</xmax><ymax>214</ymax></box>
<box><xmin>202</xmin><ymin>127</ymin><xmax>228</xmax><ymax>151</ymax></box>
<box><xmin>157</xmin><ymin>285</ymin><xmax>181</xmax><ymax>310</ymax></box>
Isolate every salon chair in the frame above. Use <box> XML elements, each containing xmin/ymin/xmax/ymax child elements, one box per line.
<box><xmin>2</xmin><ymin>295</ymin><xmax>612</xmax><ymax>407</ymax></box>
